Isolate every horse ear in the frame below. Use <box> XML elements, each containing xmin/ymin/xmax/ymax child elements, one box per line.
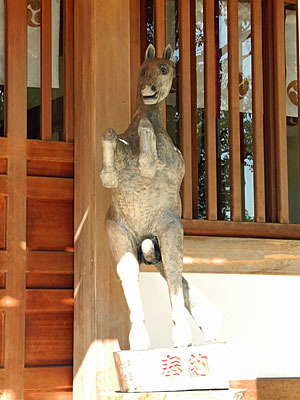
<box><xmin>163</xmin><ymin>44</ymin><xmax>174</xmax><ymax>61</ymax></box>
<box><xmin>145</xmin><ymin>44</ymin><xmax>156</xmax><ymax>59</ymax></box>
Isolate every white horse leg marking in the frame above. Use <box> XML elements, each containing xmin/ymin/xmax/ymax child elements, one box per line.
<box><xmin>117</xmin><ymin>252</ymin><xmax>150</xmax><ymax>350</ymax></box>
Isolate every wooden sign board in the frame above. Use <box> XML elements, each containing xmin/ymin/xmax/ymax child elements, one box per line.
<box><xmin>113</xmin><ymin>343</ymin><xmax>230</xmax><ymax>393</ymax></box>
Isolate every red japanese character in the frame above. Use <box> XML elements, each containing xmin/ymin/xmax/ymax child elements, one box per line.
<box><xmin>188</xmin><ymin>353</ymin><xmax>209</xmax><ymax>377</ymax></box>
<box><xmin>162</xmin><ymin>355</ymin><xmax>183</xmax><ymax>379</ymax></box>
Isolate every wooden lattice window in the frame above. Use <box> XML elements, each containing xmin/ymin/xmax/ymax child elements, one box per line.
<box><xmin>141</xmin><ymin>0</ymin><xmax>300</xmax><ymax>240</ymax></box>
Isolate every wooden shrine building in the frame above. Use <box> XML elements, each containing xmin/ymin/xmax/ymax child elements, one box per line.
<box><xmin>0</xmin><ymin>0</ymin><xmax>300</xmax><ymax>399</ymax></box>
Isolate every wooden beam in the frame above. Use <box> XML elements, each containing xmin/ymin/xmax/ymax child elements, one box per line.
<box><xmin>273</xmin><ymin>0</ymin><xmax>289</xmax><ymax>223</ymax></box>
<box><xmin>204</xmin><ymin>0</ymin><xmax>217</xmax><ymax>220</ymax></box>
<box><xmin>183</xmin><ymin>219</ymin><xmax>300</xmax><ymax>240</ymax></box>
<box><xmin>63</xmin><ymin>0</ymin><xmax>74</xmax><ymax>142</ymax></box>
<box><xmin>251</xmin><ymin>0</ymin><xmax>265</xmax><ymax>223</ymax></box>
<box><xmin>141</xmin><ymin>236</ymin><xmax>300</xmax><ymax>275</ymax></box>
<box><xmin>179</xmin><ymin>0</ymin><xmax>193</xmax><ymax>219</ymax></box>
<box><xmin>4</xmin><ymin>0</ymin><xmax>27</xmax><ymax>397</ymax></box>
<box><xmin>228</xmin><ymin>0</ymin><xmax>242</xmax><ymax>221</ymax></box>
<box><xmin>41</xmin><ymin>0</ymin><xmax>52</xmax><ymax>140</ymax></box>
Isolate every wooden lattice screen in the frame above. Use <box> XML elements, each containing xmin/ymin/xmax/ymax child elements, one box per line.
<box><xmin>145</xmin><ymin>0</ymin><xmax>300</xmax><ymax>240</ymax></box>
<box><xmin>0</xmin><ymin>0</ymin><xmax>74</xmax><ymax>398</ymax></box>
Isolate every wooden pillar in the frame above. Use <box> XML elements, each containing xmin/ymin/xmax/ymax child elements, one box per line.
<box><xmin>4</xmin><ymin>1</ymin><xmax>27</xmax><ymax>398</ymax></box>
<box><xmin>74</xmin><ymin>0</ymin><xmax>137</xmax><ymax>398</ymax></box>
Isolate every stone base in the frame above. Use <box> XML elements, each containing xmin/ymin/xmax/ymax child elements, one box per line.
<box><xmin>98</xmin><ymin>389</ymin><xmax>246</xmax><ymax>400</ymax></box>
<box><xmin>113</xmin><ymin>344</ymin><xmax>229</xmax><ymax>393</ymax></box>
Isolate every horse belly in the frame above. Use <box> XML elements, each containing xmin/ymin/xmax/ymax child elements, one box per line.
<box><xmin>112</xmin><ymin>177</ymin><xmax>180</xmax><ymax>234</ymax></box>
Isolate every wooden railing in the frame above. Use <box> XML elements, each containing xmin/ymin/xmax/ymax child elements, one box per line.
<box><xmin>146</xmin><ymin>0</ymin><xmax>300</xmax><ymax>239</ymax></box>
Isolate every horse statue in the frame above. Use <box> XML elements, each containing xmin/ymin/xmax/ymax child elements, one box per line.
<box><xmin>100</xmin><ymin>44</ymin><xmax>221</xmax><ymax>350</ymax></box>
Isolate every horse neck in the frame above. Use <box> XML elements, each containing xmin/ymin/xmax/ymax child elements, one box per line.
<box><xmin>133</xmin><ymin>96</ymin><xmax>164</xmax><ymax>131</ymax></box>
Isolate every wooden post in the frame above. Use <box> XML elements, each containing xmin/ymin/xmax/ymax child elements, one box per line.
<box><xmin>74</xmin><ymin>0</ymin><xmax>135</xmax><ymax>398</ymax></box>
<box><xmin>4</xmin><ymin>0</ymin><xmax>27</xmax><ymax>398</ymax></box>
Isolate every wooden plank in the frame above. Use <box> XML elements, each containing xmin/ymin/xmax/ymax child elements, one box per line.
<box><xmin>179</xmin><ymin>0</ymin><xmax>193</xmax><ymax>219</ymax></box>
<box><xmin>27</xmin><ymin>251</ymin><xmax>73</xmax><ymax>273</ymax></box>
<box><xmin>0</xmin><ymin>137</ymin><xmax>7</xmax><ymax>158</ymax></box>
<box><xmin>204</xmin><ymin>0</ymin><xmax>217</xmax><ymax>220</ymax></box>
<box><xmin>183</xmin><ymin>219</ymin><xmax>300</xmax><ymax>240</ymax></box>
<box><xmin>256</xmin><ymin>378</ymin><xmax>300</xmax><ymax>400</ymax></box>
<box><xmin>0</xmin><ymin>175</ymin><xmax>7</xmax><ymax>196</ymax></box>
<box><xmin>4</xmin><ymin>0</ymin><xmax>27</xmax><ymax>397</ymax></box>
<box><xmin>26</xmin><ymin>273</ymin><xmax>73</xmax><ymax>289</ymax></box>
<box><xmin>26</xmin><ymin>250</ymin><xmax>73</xmax><ymax>289</ymax></box>
<box><xmin>26</xmin><ymin>289</ymin><xmax>73</xmax><ymax>312</ymax></box>
<box><xmin>273</xmin><ymin>0</ymin><xmax>289</xmax><ymax>223</ymax></box>
<box><xmin>24</xmin><ymin>366</ymin><xmax>72</xmax><ymax>390</ymax></box>
<box><xmin>25</xmin><ymin>311</ymin><xmax>73</xmax><ymax>366</ymax></box>
<box><xmin>63</xmin><ymin>0</ymin><xmax>74</xmax><ymax>142</ymax></box>
<box><xmin>27</xmin><ymin>139</ymin><xmax>74</xmax><ymax>177</ymax></box>
<box><xmin>227</xmin><ymin>0</ymin><xmax>242</xmax><ymax>221</ymax></box>
<box><xmin>27</xmin><ymin>176</ymin><xmax>74</xmax><ymax>200</ymax></box>
<box><xmin>27</xmin><ymin>198</ymin><xmax>74</xmax><ymax>251</ymax></box>
<box><xmin>27</xmin><ymin>140</ymin><xmax>74</xmax><ymax>162</ymax></box>
<box><xmin>41</xmin><ymin>0</ymin><xmax>52</xmax><ymax>140</ymax></box>
<box><xmin>251</xmin><ymin>0</ymin><xmax>265</xmax><ymax>223</ymax></box>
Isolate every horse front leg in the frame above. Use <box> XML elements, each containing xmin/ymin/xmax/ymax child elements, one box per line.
<box><xmin>106</xmin><ymin>214</ymin><xmax>150</xmax><ymax>351</ymax></box>
<box><xmin>138</xmin><ymin>118</ymin><xmax>157</xmax><ymax>178</ymax></box>
<box><xmin>100</xmin><ymin>128</ymin><xmax>118</xmax><ymax>188</ymax></box>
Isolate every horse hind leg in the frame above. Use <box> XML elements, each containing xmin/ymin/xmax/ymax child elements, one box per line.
<box><xmin>100</xmin><ymin>128</ymin><xmax>118</xmax><ymax>188</ymax></box>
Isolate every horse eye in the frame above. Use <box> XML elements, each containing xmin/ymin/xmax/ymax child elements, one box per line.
<box><xmin>160</xmin><ymin>64</ymin><xmax>168</xmax><ymax>75</ymax></box>
<box><xmin>140</xmin><ymin>68</ymin><xmax>146</xmax><ymax>77</ymax></box>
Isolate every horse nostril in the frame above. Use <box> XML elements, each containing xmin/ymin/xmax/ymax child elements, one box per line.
<box><xmin>151</xmin><ymin>84</ymin><xmax>157</xmax><ymax>92</ymax></box>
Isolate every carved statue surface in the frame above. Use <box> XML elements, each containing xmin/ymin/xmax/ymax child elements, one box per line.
<box><xmin>100</xmin><ymin>44</ymin><xmax>220</xmax><ymax>350</ymax></box>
